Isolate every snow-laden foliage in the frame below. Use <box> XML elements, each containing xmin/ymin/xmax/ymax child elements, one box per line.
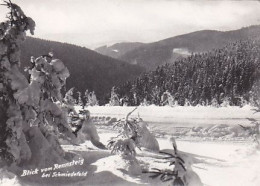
<box><xmin>161</xmin><ymin>90</ymin><xmax>174</xmax><ymax>106</ymax></box>
<box><xmin>23</xmin><ymin>55</ymin><xmax>75</xmax><ymax>138</ymax></box>
<box><xmin>108</xmin><ymin>107</ymin><xmax>159</xmax><ymax>155</ymax></box>
<box><xmin>109</xmin><ymin>86</ymin><xmax>120</xmax><ymax>106</ymax></box>
<box><xmin>250</xmin><ymin>78</ymin><xmax>260</xmax><ymax>108</ymax></box>
<box><xmin>84</xmin><ymin>89</ymin><xmax>89</xmax><ymax>106</ymax></box>
<box><xmin>70</xmin><ymin>110</ymin><xmax>107</xmax><ymax>149</ymax></box>
<box><xmin>84</xmin><ymin>89</ymin><xmax>98</xmax><ymax>106</ymax></box>
<box><xmin>76</xmin><ymin>91</ymin><xmax>83</xmax><ymax>108</ymax></box>
<box><xmin>0</xmin><ymin>1</ymin><xmax>35</xmax><ymax>165</ymax></box>
<box><xmin>144</xmin><ymin>138</ymin><xmax>202</xmax><ymax>186</ymax></box>
<box><xmin>64</xmin><ymin>87</ymin><xmax>76</xmax><ymax>105</ymax></box>
<box><xmin>0</xmin><ymin>1</ymin><xmax>75</xmax><ymax>167</ymax></box>
<box><xmin>140</xmin><ymin>98</ymin><xmax>150</xmax><ymax>106</ymax></box>
<box><xmin>88</xmin><ymin>91</ymin><xmax>98</xmax><ymax>106</ymax></box>
<box><xmin>15</xmin><ymin>54</ymin><xmax>76</xmax><ymax>167</ymax></box>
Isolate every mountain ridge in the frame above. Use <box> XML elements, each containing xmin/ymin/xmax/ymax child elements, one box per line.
<box><xmin>95</xmin><ymin>25</ymin><xmax>260</xmax><ymax>70</ymax></box>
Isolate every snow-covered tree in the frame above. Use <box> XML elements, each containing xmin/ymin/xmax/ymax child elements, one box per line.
<box><xmin>161</xmin><ymin>90</ymin><xmax>174</xmax><ymax>106</ymax></box>
<box><xmin>107</xmin><ymin>107</ymin><xmax>159</xmax><ymax>176</ymax></box>
<box><xmin>84</xmin><ymin>89</ymin><xmax>89</xmax><ymax>107</ymax></box>
<box><xmin>210</xmin><ymin>98</ymin><xmax>219</xmax><ymax>107</ymax></box>
<box><xmin>151</xmin><ymin>85</ymin><xmax>160</xmax><ymax>105</ymax></box>
<box><xmin>0</xmin><ymin>1</ymin><xmax>36</xmax><ymax>165</ymax></box>
<box><xmin>86</xmin><ymin>91</ymin><xmax>98</xmax><ymax>106</ymax></box>
<box><xmin>90</xmin><ymin>91</ymin><xmax>98</xmax><ymax>106</ymax></box>
<box><xmin>109</xmin><ymin>86</ymin><xmax>120</xmax><ymax>106</ymax></box>
<box><xmin>77</xmin><ymin>91</ymin><xmax>83</xmax><ymax>107</ymax></box>
<box><xmin>184</xmin><ymin>99</ymin><xmax>191</xmax><ymax>106</ymax></box>
<box><xmin>220</xmin><ymin>97</ymin><xmax>231</xmax><ymax>107</ymax></box>
<box><xmin>140</xmin><ymin>97</ymin><xmax>150</xmax><ymax>106</ymax></box>
<box><xmin>63</xmin><ymin>87</ymin><xmax>77</xmax><ymax>123</ymax></box>
<box><xmin>0</xmin><ymin>2</ymin><xmax>75</xmax><ymax>167</ymax></box>
<box><xmin>250</xmin><ymin>74</ymin><xmax>260</xmax><ymax>103</ymax></box>
<box><xmin>64</xmin><ymin>87</ymin><xmax>76</xmax><ymax>105</ymax></box>
<box><xmin>108</xmin><ymin>107</ymin><xmax>159</xmax><ymax>153</ymax></box>
<box><xmin>19</xmin><ymin>54</ymin><xmax>76</xmax><ymax>166</ymax></box>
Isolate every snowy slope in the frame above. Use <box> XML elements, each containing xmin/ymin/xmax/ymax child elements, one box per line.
<box><xmin>2</xmin><ymin>105</ymin><xmax>259</xmax><ymax>186</ymax></box>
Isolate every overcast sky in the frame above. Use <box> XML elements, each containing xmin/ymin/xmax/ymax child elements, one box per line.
<box><xmin>1</xmin><ymin>0</ymin><xmax>260</xmax><ymax>49</ymax></box>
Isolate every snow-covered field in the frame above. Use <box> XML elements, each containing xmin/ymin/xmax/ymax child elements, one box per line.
<box><xmin>1</xmin><ymin>105</ymin><xmax>260</xmax><ymax>186</ymax></box>
<box><xmin>80</xmin><ymin>105</ymin><xmax>260</xmax><ymax>126</ymax></box>
<box><xmin>81</xmin><ymin>105</ymin><xmax>260</xmax><ymax>141</ymax></box>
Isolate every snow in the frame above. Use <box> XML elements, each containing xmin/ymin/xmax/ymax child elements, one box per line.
<box><xmin>1</xmin><ymin>105</ymin><xmax>260</xmax><ymax>186</ymax></box>
<box><xmin>176</xmin><ymin>141</ymin><xmax>260</xmax><ymax>186</ymax></box>
<box><xmin>0</xmin><ymin>168</ymin><xmax>21</xmax><ymax>186</ymax></box>
<box><xmin>77</xmin><ymin>105</ymin><xmax>260</xmax><ymax>126</ymax></box>
<box><xmin>172</xmin><ymin>48</ymin><xmax>191</xmax><ymax>56</ymax></box>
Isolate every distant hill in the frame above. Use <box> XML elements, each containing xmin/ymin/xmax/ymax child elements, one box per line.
<box><xmin>20</xmin><ymin>37</ymin><xmax>145</xmax><ymax>104</ymax></box>
<box><xmin>96</xmin><ymin>25</ymin><xmax>260</xmax><ymax>70</ymax></box>
<box><xmin>95</xmin><ymin>42</ymin><xmax>145</xmax><ymax>60</ymax></box>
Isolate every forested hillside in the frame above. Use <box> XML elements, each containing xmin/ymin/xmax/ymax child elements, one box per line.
<box><xmin>116</xmin><ymin>39</ymin><xmax>260</xmax><ymax>106</ymax></box>
<box><xmin>96</xmin><ymin>25</ymin><xmax>260</xmax><ymax>70</ymax></box>
<box><xmin>20</xmin><ymin>37</ymin><xmax>145</xmax><ymax>104</ymax></box>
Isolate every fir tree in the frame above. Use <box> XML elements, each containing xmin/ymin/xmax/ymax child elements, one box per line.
<box><xmin>84</xmin><ymin>89</ymin><xmax>89</xmax><ymax>107</ymax></box>
<box><xmin>0</xmin><ymin>1</ymin><xmax>36</xmax><ymax>165</ymax></box>
<box><xmin>109</xmin><ymin>86</ymin><xmax>120</xmax><ymax>106</ymax></box>
<box><xmin>77</xmin><ymin>91</ymin><xmax>83</xmax><ymax>108</ymax></box>
<box><xmin>0</xmin><ymin>2</ymin><xmax>75</xmax><ymax>167</ymax></box>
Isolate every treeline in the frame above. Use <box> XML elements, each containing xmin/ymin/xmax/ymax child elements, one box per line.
<box><xmin>115</xmin><ymin>39</ymin><xmax>260</xmax><ymax>106</ymax></box>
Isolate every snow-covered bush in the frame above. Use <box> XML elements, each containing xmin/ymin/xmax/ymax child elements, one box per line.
<box><xmin>143</xmin><ymin>145</ymin><xmax>186</xmax><ymax>185</ymax></box>
<box><xmin>108</xmin><ymin>138</ymin><xmax>137</xmax><ymax>156</ymax></box>
<box><xmin>144</xmin><ymin>138</ymin><xmax>202</xmax><ymax>186</ymax></box>
<box><xmin>72</xmin><ymin>110</ymin><xmax>106</xmax><ymax>149</ymax></box>
<box><xmin>106</xmin><ymin>108</ymin><xmax>146</xmax><ymax>175</ymax></box>
<box><xmin>107</xmin><ymin>107</ymin><xmax>159</xmax><ymax>153</ymax></box>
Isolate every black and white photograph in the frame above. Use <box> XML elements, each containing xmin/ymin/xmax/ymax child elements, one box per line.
<box><xmin>0</xmin><ymin>0</ymin><xmax>260</xmax><ymax>185</ymax></box>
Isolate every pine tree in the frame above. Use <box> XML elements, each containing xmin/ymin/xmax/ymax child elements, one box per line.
<box><xmin>84</xmin><ymin>89</ymin><xmax>89</xmax><ymax>107</ymax></box>
<box><xmin>90</xmin><ymin>91</ymin><xmax>98</xmax><ymax>106</ymax></box>
<box><xmin>77</xmin><ymin>91</ymin><xmax>83</xmax><ymax>108</ymax></box>
<box><xmin>0</xmin><ymin>2</ymin><xmax>75</xmax><ymax>167</ymax></box>
<box><xmin>0</xmin><ymin>1</ymin><xmax>36</xmax><ymax>165</ymax></box>
<box><xmin>109</xmin><ymin>86</ymin><xmax>120</xmax><ymax>106</ymax></box>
